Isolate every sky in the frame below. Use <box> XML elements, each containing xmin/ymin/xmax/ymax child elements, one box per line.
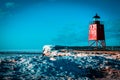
<box><xmin>0</xmin><ymin>0</ymin><xmax>120</xmax><ymax>51</ymax></box>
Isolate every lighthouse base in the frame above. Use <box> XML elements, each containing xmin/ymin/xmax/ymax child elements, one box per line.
<box><xmin>89</xmin><ymin>40</ymin><xmax>106</xmax><ymax>49</ymax></box>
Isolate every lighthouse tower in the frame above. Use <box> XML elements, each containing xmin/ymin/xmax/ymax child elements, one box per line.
<box><xmin>88</xmin><ymin>14</ymin><xmax>106</xmax><ymax>48</ymax></box>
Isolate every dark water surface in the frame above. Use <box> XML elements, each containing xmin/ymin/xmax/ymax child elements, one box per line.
<box><xmin>0</xmin><ymin>52</ymin><xmax>41</xmax><ymax>58</ymax></box>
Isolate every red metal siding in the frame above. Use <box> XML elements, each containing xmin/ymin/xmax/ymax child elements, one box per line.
<box><xmin>89</xmin><ymin>24</ymin><xmax>105</xmax><ymax>40</ymax></box>
<box><xmin>89</xmin><ymin>24</ymin><xmax>97</xmax><ymax>40</ymax></box>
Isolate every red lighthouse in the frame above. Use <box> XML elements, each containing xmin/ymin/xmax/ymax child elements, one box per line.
<box><xmin>88</xmin><ymin>14</ymin><xmax>106</xmax><ymax>48</ymax></box>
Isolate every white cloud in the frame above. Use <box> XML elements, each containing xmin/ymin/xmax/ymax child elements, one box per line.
<box><xmin>5</xmin><ymin>2</ymin><xmax>15</xmax><ymax>8</ymax></box>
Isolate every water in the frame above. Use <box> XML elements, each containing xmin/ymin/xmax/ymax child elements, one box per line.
<box><xmin>0</xmin><ymin>52</ymin><xmax>41</xmax><ymax>58</ymax></box>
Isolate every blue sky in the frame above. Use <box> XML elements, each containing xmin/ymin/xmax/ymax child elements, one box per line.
<box><xmin>0</xmin><ymin>0</ymin><xmax>120</xmax><ymax>51</ymax></box>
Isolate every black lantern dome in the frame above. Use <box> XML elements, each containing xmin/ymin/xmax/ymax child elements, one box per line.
<box><xmin>93</xmin><ymin>13</ymin><xmax>100</xmax><ymax>23</ymax></box>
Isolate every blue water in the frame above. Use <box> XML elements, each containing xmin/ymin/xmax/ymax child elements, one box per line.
<box><xmin>0</xmin><ymin>52</ymin><xmax>41</xmax><ymax>58</ymax></box>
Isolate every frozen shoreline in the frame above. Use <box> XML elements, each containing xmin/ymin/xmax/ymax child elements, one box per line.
<box><xmin>0</xmin><ymin>52</ymin><xmax>120</xmax><ymax>80</ymax></box>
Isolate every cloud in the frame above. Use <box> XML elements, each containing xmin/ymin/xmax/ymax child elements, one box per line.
<box><xmin>5</xmin><ymin>2</ymin><xmax>15</xmax><ymax>8</ymax></box>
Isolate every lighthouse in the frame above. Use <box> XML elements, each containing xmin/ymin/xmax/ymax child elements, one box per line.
<box><xmin>88</xmin><ymin>14</ymin><xmax>106</xmax><ymax>48</ymax></box>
